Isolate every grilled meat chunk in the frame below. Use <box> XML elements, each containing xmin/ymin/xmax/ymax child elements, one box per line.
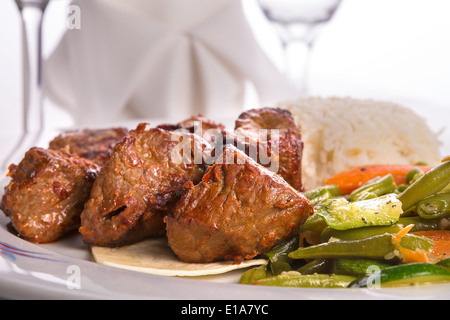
<box><xmin>165</xmin><ymin>145</ymin><xmax>313</xmax><ymax>263</ymax></box>
<box><xmin>49</xmin><ymin>127</ymin><xmax>128</xmax><ymax>166</ymax></box>
<box><xmin>79</xmin><ymin>123</ymin><xmax>210</xmax><ymax>247</ymax></box>
<box><xmin>0</xmin><ymin>147</ymin><xmax>99</xmax><ymax>243</ymax></box>
<box><xmin>234</xmin><ymin>107</ymin><xmax>304</xmax><ymax>191</ymax></box>
<box><xmin>157</xmin><ymin>114</ymin><xmax>226</xmax><ymax>146</ymax></box>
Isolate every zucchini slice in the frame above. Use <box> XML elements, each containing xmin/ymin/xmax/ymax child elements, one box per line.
<box><xmin>349</xmin><ymin>263</ymin><xmax>450</xmax><ymax>288</ymax></box>
<box><xmin>334</xmin><ymin>259</ymin><xmax>391</xmax><ymax>276</ymax></box>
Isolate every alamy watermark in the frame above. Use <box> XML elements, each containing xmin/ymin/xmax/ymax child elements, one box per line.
<box><xmin>170</xmin><ymin>121</ymin><xmax>280</xmax><ymax>174</ymax></box>
<box><xmin>66</xmin><ymin>5</ymin><xmax>81</xmax><ymax>30</ymax></box>
<box><xmin>66</xmin><ymin>265</ymin><xmax>81</xmax><ymax>290</ymax></box>
<box><xmin>365</xmin><ymin>265</ymin><xmax>382</xmax><ymax>289</ymax></box>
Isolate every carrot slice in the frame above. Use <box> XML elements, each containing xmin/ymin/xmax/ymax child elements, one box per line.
<box><xmin>397</xmin><ymin>246</ymin><xmax>431</xmax><ymax>264</ymax></box>
<box><xmin>393</xmin><ymin>225</ymin><xmax>430</xmax><ymax>263</ymax></box>
<box><xmin>412</xmin><ymin>230</ymin><xmax>450</xmax><ymax>262</ymax></box>
<box><xmin>324</xmin><ymin>164</ymin><xmax>433</xmax><ymax>195</ymax></box>
<box><xmin>392</xmin><ymin>224</ymin><xmax>415</xmax><ymax>244</ymax></box>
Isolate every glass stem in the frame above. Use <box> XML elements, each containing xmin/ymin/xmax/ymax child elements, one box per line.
<box><xmin>2</xmin><ymin>0</ymin><xmax>48</xmax><ymax>172</ymax></box>
<box><xmin>282</xmin><ymin>38</ymin><xmax>314</xmax><ymax>97</ymax></box>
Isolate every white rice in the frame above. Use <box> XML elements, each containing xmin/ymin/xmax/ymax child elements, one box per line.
<box><xmin>278</xmin><ymin>97</ymin><xmax>442</xmax><ymax>191</ymax></box>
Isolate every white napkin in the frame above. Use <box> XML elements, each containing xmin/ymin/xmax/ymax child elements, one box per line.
<box><xmin>44</xmin><ymin>0</ymin><xmax>295</xmax><ymax>126</ymax></box>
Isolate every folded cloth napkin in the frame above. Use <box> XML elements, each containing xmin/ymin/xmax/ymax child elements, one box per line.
<box><xmin>44</xmin><ymin>0</ymin><xmax>296</xmax><ymax>126</ymax></box>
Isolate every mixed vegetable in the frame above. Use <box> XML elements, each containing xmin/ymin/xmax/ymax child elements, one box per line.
<box><xmin>239</xmin><ymin>158</ymin><xmax>450</xmax><ymax>288</ymax></box>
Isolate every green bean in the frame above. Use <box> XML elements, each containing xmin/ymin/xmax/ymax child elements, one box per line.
<box><xmin>289</xmin><ymin>234</ymin><xmax>396</xmax><ymax>260</ymax></box>
<box><xmin>398</xmin><ymin>160</ymin><xmax>450</xmax><ymax>211</ymax></box>
<box><xmin>305</xmin><ymin>185</ymin><xmax>341</xmax><ymax>206</ymax></box>
<box><xmin>396</xmin><ymin>184</ymin><xmax>409</xmax><ymax>193</ymax></box>
<box><xmin>296</xmin><ymin>258</ymin><xmax>332</xmax><ymax>275</ymax></box>
<box><xmin>263</xmin><ymin>236</ymin><xmax>298</xmax><ymax>275</ymax></box>
<box><xmin>350</xmin><ymin>174</ymin><xmax>397</xmax><ymax>202</ymax></box>
<box><xmin>268</xmin><ymin>261</ymin><xmax>291</xmax><ymax>276</ymax></box>
<box><xmin>255</xmin><ymin>271</ymin><xmax>356</xmax><ymax>288</ymax></box>
<box><xmin>239</xmin><ymin>265</ymin><xmax>267</xmax><ymax>285</ymax></box>
<box><xmin>399</xmin><ymin>233</ymin><xmax>434</xmax><ymax>252</ymax></box>
<box><xmin>321</xmin><ymin>217</ymin><xmax>445</xmax><ymax>241</ymax></box>
<box><xmin>398</xmin><ymin>216</ymin><xmax>444</xmax><ymax>231</ymax></box>
<box><xmin>405</xmin><ymin>168</ymin><xmax>424</xmax><ymax>184</ymax></box>
<box><xmin>416</xmin><ymin>192</ymin><xmax>450</xmax><ymax>219</ymax></box>
<box><xmin>440</xmin><ymin>182</ymin><xmax>450</xmax><ymax>193</ymax></box>
<box><xmin>309</xmin><ymin>189</ymin><xmax>334</xmax><ymax>205</ymax></box>
<box><xmin>305</xmin><ymin>185</ymin><xmax>341</xmax><ymax>200</ymax></box>
<box><xmin>299</xmin><ymin>213</ymin><xmax>328</xmax><ymax>234</ymax></box>
<box><xmin>321</xmin><ymin>225</ymin><xmax>404</xmax><ymax>242</ymax></box>
<box><xmin>289</xmin><ymin>233</ymin><xmax>433</xmax><ymax>261</ymax></box>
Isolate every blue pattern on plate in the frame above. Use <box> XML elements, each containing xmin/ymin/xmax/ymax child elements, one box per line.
<box><xmin>0</xmin><ymin>241</ymin><xmax>61</xmax><ymax>262</ymax></box>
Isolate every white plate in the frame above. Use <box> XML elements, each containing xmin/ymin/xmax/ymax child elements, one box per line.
<box><xmin>1</xmin><ymin>212</ymin><xmax>449</xmax><ymax>300</ymax></box>
<box><xmin>1</xmin><ymin>107</ymin><xmax>450</xmax><ymax>300</ymax></box>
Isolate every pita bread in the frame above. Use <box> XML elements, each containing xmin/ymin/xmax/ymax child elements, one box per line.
<box><xmin>91</xmin><ymin>237</ymin><xmax>267</xmax><ymax>277</ymax></box>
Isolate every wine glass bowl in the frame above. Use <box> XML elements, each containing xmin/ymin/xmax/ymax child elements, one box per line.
<box><xmin>257</xmin><ymin>0</ymin><xmax>342</xmax><ymax>97</ymax></box>
<box><xmin>258</xmin><ymin>0</ymin><xmax>341</xmax><ymax>25</ymax></box>
<box><xmin>15</xmin><ymin>0</ymin><xmax>49</xmax><ymax>10</ymax></box>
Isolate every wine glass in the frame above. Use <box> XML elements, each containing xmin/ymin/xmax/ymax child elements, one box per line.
<box><xmin>257</xmin><ymin>0</ymin><xmax>342</xmax><ymax>97</ymax></box>
<box><xmin>1</xmin><ymin>0</ymin><xmax>49</xmax><ymax>173</ymax></box>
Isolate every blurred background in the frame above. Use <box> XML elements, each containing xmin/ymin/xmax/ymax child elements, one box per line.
<box><xmin>1</xmin><ymin>0</ymin><xmax>450</xmax><ymax>149</ymax></box>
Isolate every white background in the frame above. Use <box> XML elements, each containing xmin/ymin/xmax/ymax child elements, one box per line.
<box><xmin>1</xmin><ymin>0</ymin><xmax>450</xmax><ymax>139</ymax></box>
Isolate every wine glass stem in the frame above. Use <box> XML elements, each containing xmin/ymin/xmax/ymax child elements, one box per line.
<box><xmin>283</xmin><ymin>39</ymin><xmax>314</xmax><ymax>97</ymax></box>
<box><xmin>2</xmin><ymin>1</ymin><xmax>48</xmax><ymax>172</ymax></box>
<box><xmin>21</xmin><ymin>3</ymin><xmax>46</xmax><ymax>138</ymax></box>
